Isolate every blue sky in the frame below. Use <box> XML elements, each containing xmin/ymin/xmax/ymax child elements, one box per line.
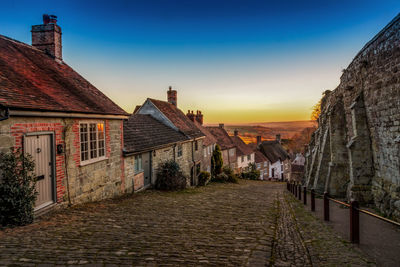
<box><xmin>1</xmin><ymin>0</ymin><xmax>399</xmax><ymax>123</ymax></box>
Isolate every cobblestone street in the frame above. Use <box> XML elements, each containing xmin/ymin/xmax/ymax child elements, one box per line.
<box><xmin>0</xmin><ymin>181</ymin><xmax>374</xmax><ymax>266</ymax></box>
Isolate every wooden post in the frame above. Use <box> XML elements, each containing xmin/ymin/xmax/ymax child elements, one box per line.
<box><xmin>350</xmin><ymin>200</ymin><xmax>360</xmax><ymax>243</ymax></box>
<box><xmin>311</xmin><ymin>189</ymin><xmax>315</xmax><ymax>211</ymax></box>
<box><xmin>294</xmin><ymin>183</ymin><xmax>298</xmax><ymax>198</ymax></box>
<box><xmin>324</xmin><ymin>192</ymin><xmax>329</xmax><ymax>221</ymax></box>
<box><xmin>303</xmin><ymin>186</ymin><xmax>307</xmax><ymax>205</ymax></box>
<box><xmin>298</xmin><ymin>185</ymin><xmax>301</xmax><ymax>200</ymax></box>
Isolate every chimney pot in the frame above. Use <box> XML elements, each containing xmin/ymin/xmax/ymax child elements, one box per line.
<box><xmin>234</xmin><ymin>130</ymin><xmax>239</xmax><ymax>136</ymax></box>
<box><xmin>276</xmin><ymin>134</ymin><xmax>281</xmax><ymax>143</ymax></box>
<box><xmin>219</xmin><ymin>123</ymin><xmax>224</xmax><ymax>129</ymax></box>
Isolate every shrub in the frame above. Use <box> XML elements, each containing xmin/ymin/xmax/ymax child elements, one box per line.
<box><xmin>198</xmin><ymin>171</ymin><xmax>211</xmax><ymax>186</ymax></box>
<box><xmin>211</xmin><ymin>144</ymin><xmax>223</xmax><ymax>178</ymax></box>
<box><xmin>155</xmin><ymin>160</ymin><xmax>187</xmax><ymax>191</ymax></box>
<box><xmin>241</xmin><ymin>163</ymin><xmax>260</xmax><ymax>180</ymax></box>
<box><xmin>0</xmin><ymin>149</ymin><xmax>37</xmax><ymax>227</ymax></box>
<box><xmin>212</xmin><ymin>166</ymin><xmax>238</xmax><ymax>183</ymax></box>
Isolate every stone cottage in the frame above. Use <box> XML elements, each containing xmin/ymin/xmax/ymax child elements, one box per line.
<box><xmin>304</xmin><ymin>13</ymin><xmax>400</xmax><ymax>219</ymax></box>
<box><xmin>135</xmin><ymin>87</ymin><xmax>205</xmax><ymax>186</ymax></box>
<box><xmin>186</xmin><ymin>110</ymin><xmax>217</xmax><ymax>173</ymax></box>
<box><xmin>248</xmin><ymin>137</ymin><xmax>270</xmax><ymax>180</ymax></box>
<box><xmin>230</xmin><ymin>130</ymin><xmax>255</xmax><ymax>173</ymax></box>
<box><xmin>259</xmin><ymin>135</ymin><xmax>291</xmax><ymax>180</ymax></box>
<box><xmin>0</xmin><ymin>15</ymin><xmax>132</xmax><ymax>211</ymax></box>
<box><xmin>123</xmin><ymin>114</ymin><xmax>189</xmax><ymax>189</ymax></box>
<box><xmin>206</xmin><ymin>124</ymin><xmax>237</xmax><ymax>169</ymax></box>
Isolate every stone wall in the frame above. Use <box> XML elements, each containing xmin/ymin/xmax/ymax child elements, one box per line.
<box><xmin>0</xmin><ymin>116</ymin><xmax>134</xmax><ymax>207</ymax></box>
<box><xmin>305</xmin><ymin>14</ymin><xmax>400</xmax><ymax>219</ymax></box>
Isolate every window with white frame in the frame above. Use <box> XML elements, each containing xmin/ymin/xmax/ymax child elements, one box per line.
<box><xmin>241</xmin><ymin>156</ymin><xmax>244</xmax><ymax>162</ymax></box>
<box><xmin>247</xmin><ymin>154</ymin><xmax>251</xmax><ymax>161</ymax></box>
<box><xmin>229</xmin><ymin>148</ymin><xmax>234</xmax><ymax>156</ymax></box>
<box><xmin>204</xmin><ymin>147</ymin><xmax>207</xmax><ymax>158</ymax></box>
<box><xmin>80</xmin><ymin>122</ymin><xmax>105</xmax><ymax>164</ymax></box>
<box><xmin>264</xmin><ymin>161</ymin><xmax>268</xmax><ymax>167</ymax></box>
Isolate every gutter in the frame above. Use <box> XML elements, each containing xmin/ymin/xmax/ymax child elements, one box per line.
<box><xmin>9</xmin><ymin>110</ymin><xmax>129</xmax><ymax>120</ymax></box>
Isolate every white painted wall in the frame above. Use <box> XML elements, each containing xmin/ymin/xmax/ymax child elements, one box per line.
<box><xmin>236</xmin><ymin>152</ymin><xmax>255</xmax><ymax>170</ymax></box>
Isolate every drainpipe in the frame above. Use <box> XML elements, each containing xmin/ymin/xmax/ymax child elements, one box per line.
<box><xmin>191</xmin><ymin>138</ymin><xmax>196</xmax><ymax>185</ymax></box>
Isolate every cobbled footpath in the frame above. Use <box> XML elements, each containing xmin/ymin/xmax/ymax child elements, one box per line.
<box><xmin>0</xmin><ymin>181</ymin><xmax>374</xmax><ymax>266</ymax></box>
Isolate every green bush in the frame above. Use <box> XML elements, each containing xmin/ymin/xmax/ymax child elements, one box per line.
<box><xmin>0</xmin><ymin>149</ymin><xmax>37</xmax><ymax>227</ymax></box>
<box><xmin>212</xmin><ymin>166</ymin><xmax>238</xmax><ymax>183</ymax></box>
<box><xmin>155</xmin><ymin>160</ymin><xmax>187</xmax><ymax>191</ymax></box>
<box><xmin>211</xmin><ymin>144</ymin><xmax>223</xmax><ymax>178</ymax></box>
<box><xmin>198</xmin><ymin>171</ymin><xmax>211</xmax><ymax>186</ymax></box>
<box><xmin>241</xmin><ymin>163</ymin><xmax>260</xmax><ymax>180</ymax></box>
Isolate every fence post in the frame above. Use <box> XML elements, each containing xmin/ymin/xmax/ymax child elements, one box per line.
<box><xmin>294</xmin><ymin>183</ymin><xmax>298</xmax><ymax>198</ymax></box>
<box><xmin>298</xmin><ymin>185</ymin><xmax>301</xmax><ymax>200</ymax></box>
<box><xmin>350</xmin><ymin>200</ymin><xmax>360</xmax><ymax>244</ymax></box>
<box><xmin>303</xmin><ymin>186</ymin><xmax>307</xmax><ymax>205</ymax></box>
<box><xmin>324</xmin><ymin>192</ymin><xmax>329</xmax><ymax>221</ymax></box>
<box><xmin>311</xmin><ymin>189</ymin><xmax>315</xmax><ymax>211</ymax></box>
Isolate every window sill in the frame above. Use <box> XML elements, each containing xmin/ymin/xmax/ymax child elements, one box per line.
<box><xmin>80</xmin><ymin>157</ymin><xmax>108</xmax><ymax>167</ymax></box>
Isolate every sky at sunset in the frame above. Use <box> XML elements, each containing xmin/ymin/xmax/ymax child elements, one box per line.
<box><xmin>1</xmin><ymin>0</ymin><xmax>399</xmax><ymax>123</ymax></box>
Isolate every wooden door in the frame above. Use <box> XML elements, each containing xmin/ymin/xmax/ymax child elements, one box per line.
<box><xmin>24</xmin><ymin>134</ymin><xmax>54</xmax><ymax>209</ymax></box>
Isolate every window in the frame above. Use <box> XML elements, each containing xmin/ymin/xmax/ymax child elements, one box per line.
<box><xmin>194</xmin><ymin>141</ymin><xmax>198</xmax><ymax>151</ymax></box>
<box><xmin>229</xmin><ymin>149</ymin><xmax>234</xmax><ymax>156</ymax></box>
<box><xmin>257</xmin><ymin>163</ymin><xmax>261</xmax><ymax>169</ymax></box>
<box><xmin>264</xmin><ymin>161</ymin><xmax>268</xmax><ymax>167</ymax></box>
<box><xmin>241</xmin><ymin>156</ymin><xmax>244</xmax><ymax>162</ymax></box>
<box><xmin>207</xmin><ymin>146</ymin><xmax>211</xmax><ymax>155</ymax></box>
<box><xmin>80</xmin><ymin>122</ymin><xmax>105</xmax><ymax>164</ymax></box>
<box><xmin>177</xmin><ymin>144</ymin><xmax>183</xmax><ymax>157</ymax></box>
<box><xmin>204</xmin><ymin>148</ymin><xmax>207</xmax><ymax>158</ymax></box>
<box><xmin>247</xmin><ymin>155</ymin><xmax>251</xmax><ymax>161</ymax></box>
<box><xmin>135</xmin><ymin>154</ymin><xmax>142</xmax><ymax>172</ymax></box>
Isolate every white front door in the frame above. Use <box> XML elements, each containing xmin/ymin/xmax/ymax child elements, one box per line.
<box><xmin>24</xmin><ymin>134</ymin><xmax>54</xmax><ymax>210</ymax></box>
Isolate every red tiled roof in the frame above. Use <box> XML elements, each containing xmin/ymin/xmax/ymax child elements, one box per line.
<box><xmin>148</xmin><ymin>98</ymin><xmax>204</xmax><ymax>139</ymax></box>
<box><xmin>193</xmin><ymin>121</ymin><xmax>217</xmax><ymax>146</ymax></box>
<box><xmin>206</xmin><ymin>126</ymin><xmax>235</xmax><ymax>150</ymax></box>
<box><xmin>254</xmin><ymin>150</ymin><xmax>268</xmax><ymax>163</ymax></box>
<box><xmin>230</xmin><ymin>135</ymin><xmax>253</xmax><ymax>157</ymax></box>
<box><xmin>0</xmin><ymin>35</ymin><xmax>127</xmax><ymax>115</ymax></box>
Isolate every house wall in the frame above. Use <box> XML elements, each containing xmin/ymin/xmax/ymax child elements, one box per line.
<box><xmin>304</xmin><ymin>14</ymin><xmax>400</xmax><ymax>219</ymax></box>
<box><xmin>256</xmin><ymin>161</ymin><xmax>269</xmax><ymax>180</ymax></box>
<box><xmin>236</xmin><ymin>153</ymin><xmax>255</xmax><ymax>171</ymax></box>
<box><xmin>0</xmin><ymin>116</ymin><xmax>133</xmax><ymax>206</ymax></box>
<box><xmin>221</xmin><ymin>147</ymin><xmax>236</xmax><ymax>169</ymax></box>
<box><xmin>201</xmin><ymin>144</ymin><xmax>214</xmax><ymax>173</ymax></box>
<box><xmin>150</xmin><ymin>139</ymin><xmax>203</xmax><ymax>186</ymax></box>
<box><xmin>269</xmin><ymin>160</ymin><xmax>283</xmax><ymax>180</ymax></box>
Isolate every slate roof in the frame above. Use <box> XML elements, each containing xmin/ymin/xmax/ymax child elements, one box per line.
<box><xmin>230</xmin><ymin>135</ymin><xmax>253</xmax><ymax>157</ymax></box>
<box><xmin>123</xmin><ymin>114</ymin><xmax>188</xmax><ymax>154</ymax></box>
<box><xmin>193</xmin><ymin>121</ymin><xmax>217</xmax><ymax>146</ymax></box>
<box><xmin>259</xmin><ymin>141</ymin><xmax>290</xmax><ymax>164</ymax></box>
<box><xmin>0</xmin><ymin>35</ymin><xmax>127</xmax><ymax>116</ymax></box>
<box><xmin>206</xmin><ymin>126</ymin><xmax>235</xmax><ymax>150</ymax></box>
<box><xmin>148</xmin><ymin>98</ymin><xmax>204</xmax><ymax>139</ymax></box>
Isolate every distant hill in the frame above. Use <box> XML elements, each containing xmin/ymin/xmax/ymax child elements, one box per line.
<box><xmin>206</xmin><ymin>120</ymin><xmax>317</xmax><ymax>144</ymax></box>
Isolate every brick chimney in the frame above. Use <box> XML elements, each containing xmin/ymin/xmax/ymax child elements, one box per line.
<box><xmin>219</xmin><ymin>123</ymin><xmax>224</xmax><ymax>129</ymax></box>
<box><xmin>167</xmin><ymin>86</ymin><xmax>177</xmax><ymax>106</ymax></box>
<box><xmin>276</xmin><ymin>134</ymin><xmax>281</xmax><ymax>144</ymax></box>
<box><xmin>195</xmin><ymin>110</ymin><xmax>203</xmax><ymax>125</ymax></box>
<box><xmin>256</xmin><ymin>136</ymin><xmax>262</xmax><ymax>145</ymax></box>
<box><xmin>32</xmin><ymin>14</ymin><xmax>62</xmax><ymax>62</ymax></box>
<box><xmin>234</xmin><ymin>130</ymin><xmax>239</xmax><ymax>136</ymax></box>
<box><xmin>186</xmin><ymin>110</ymin><xmax>195</xmax><ymax>122</ymax></box>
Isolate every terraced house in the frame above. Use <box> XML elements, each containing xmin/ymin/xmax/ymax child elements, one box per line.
<box><xmin>0</xmin><ymin>15</ymin><xmax>134</xmax><ymax>211</ymax></box>
<box><xmin>206</xmin><ymin>124</ymin><xmax>237</xmax><ymax>170</ymax></box>
<box><xmin>230</xmin><ymin>130</ymin><xmax>255</xmax><ymax>173</ymax></box>
<box><xmin>135</xmin><ymin>87</ymin><xmax>206</xmax><ymax>186</ymax></box>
